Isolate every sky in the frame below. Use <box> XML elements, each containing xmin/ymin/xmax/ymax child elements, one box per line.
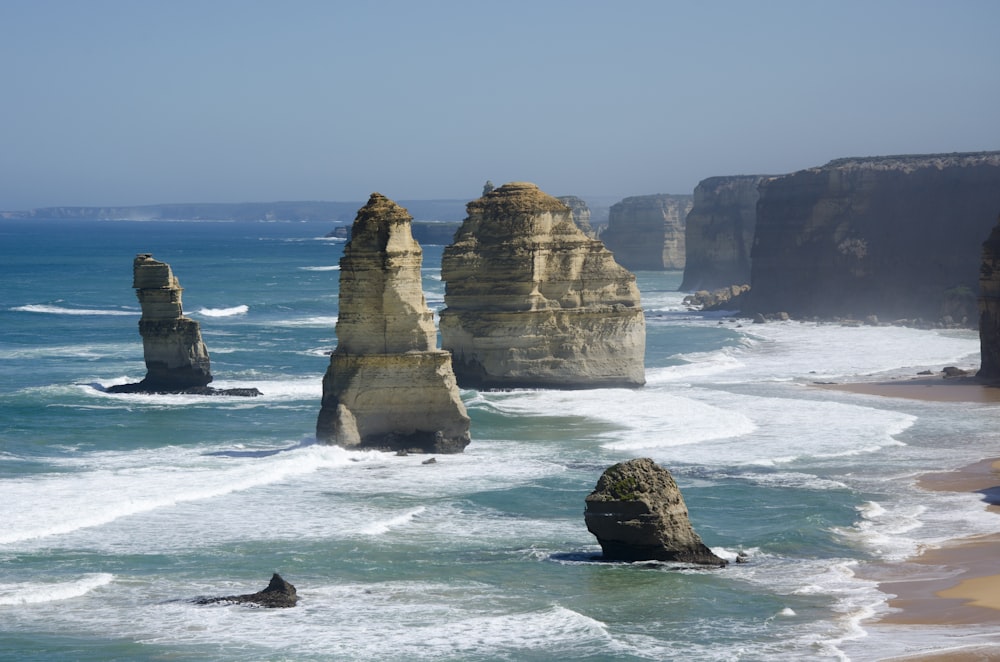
<box><xmin>1</xmin><ymin>0</ymin><xmax>999</xmax><ymax>210</ymax></box>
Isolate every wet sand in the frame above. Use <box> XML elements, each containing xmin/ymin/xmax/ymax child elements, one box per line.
<box><xmin>818</xmin><ymin>374</ymin><xmax>1000</xmax><ymax>658</ymax></box>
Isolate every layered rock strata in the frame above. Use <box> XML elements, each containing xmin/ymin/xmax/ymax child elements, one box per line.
<box><xmin>439</xmin><ymin>182</ymin><xmax>645</xmax><ymax>389</ymax></box>
<box><xmin>680</xmin><ymin>175</ymin><xmax>768</xmax><ymax>291</ymax></box>
<box><xmin>556</xmin><ymin>195</ymin><xmax>595</xmax><ymax>237</ymax></box>
<box><xmin>978</xmin><ymin>215</ymin><xmax>1000</xmax><ymax>379</ymax></box>
<box><xmin>316</xmin><ymin>193</ymin><xmax>470</xmax><ymax>453</ymax></box>
<box><xmin>747</xmin><ymin>152</ymin><xmax>1000</xmax><ymax>321</ymax></box>
<box><xmin>108</xmin><ymin>254</ymin><xmax>259</xmax><ymax>395</ymax></box>
<box><xmin>585</xmin><ymin>458</ymin><xmax>726</xmax><ymax>566</ymax></box>
<box><xmin>601</xmin><ymin>194</ymin><xmax>693</xmax><ymax>270</ymax></box>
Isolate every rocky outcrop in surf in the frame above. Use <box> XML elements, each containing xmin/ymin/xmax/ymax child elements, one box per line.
<box><xmin>680</xmin><ymin>175</ymin><xmax>768</xmax><ymax>292</ymax></box>
<box><xmin>194</xmin><ymin>573</ymin><xmax>298</xmax><ymax>608</ymax></box>
<box><xmin>107</xmin><ymin>254</ymin><xmax>260</xmax><ymax>396</ymax></box>
<box><xmin>439</xmin><ymin>182</ymin><xmax>645</xmax><ymax>389</ymax></box>
<box><xmin>316</xmin><ymin>193</ymin><xmax>470</xmax><ymax>454</ymax></box>
<box><xmin>585</xmin><ymin>458</ymin><xmax>726</xmax><ymax>566</ymax></box>
<box><xmin>600</xmin><ymin>194</ymin><xmax>693</xmax><ymax>270</ymax></box>
<box><xmin>747</xmin><ymin>152</ymin><xmax>1000</xmax><ymax>322</ymax></box>
<box><xmin>978</xmin><ymin>214</ymin><xmax>1000</xmax><ymax>379</ymax></box>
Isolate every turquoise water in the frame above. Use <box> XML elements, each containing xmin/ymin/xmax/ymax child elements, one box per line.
<box><xmin>1</xmin><ymin>219</ymin><xmax>997</xmax><ymax>660</ymax></box>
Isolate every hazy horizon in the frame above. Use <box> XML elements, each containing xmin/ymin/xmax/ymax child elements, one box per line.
<box><xmin>2</xmin><ymin>0</ymin><xmax>998</xmax><ymax>210</ymax></box>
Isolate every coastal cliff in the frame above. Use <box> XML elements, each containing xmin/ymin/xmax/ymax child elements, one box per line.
<box><xmin>979</xmin><ymin>215</ymin><xmax>1000</xmax><ymax>379</ymax></box>
<box><xmin>316</xmin><ymin>193</ymin><xmax>470</xmax><ymax>453</ymax></box>
<box><xmin>439</xmin><ymin>182</ymin><xmax>645</xmax><ymax>389</ymax></box>
<box><xmin>556</xmin><ymin>195</ymin><xmax>595</xmax><ymax>237</ymax></box>
<box><xmin>680</xmin><ymin>176</ymin><xmax>768</xmax><ymax>291</ymax></box>
<box><xmin>601</xmin><ymin>194</ymin><xmax>693</xmax><ymax>271</ymax></box>
<box><xmin>747</xmin><ymin>152</ymin><xmax>1000</xmax><ymax>321</ymax></box>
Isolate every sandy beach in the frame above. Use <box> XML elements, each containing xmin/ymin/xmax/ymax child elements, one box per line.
<box><xmin>820</xmin><ymin>373</ymin><xmax>1000</xmax><ymax>659</ymax></box>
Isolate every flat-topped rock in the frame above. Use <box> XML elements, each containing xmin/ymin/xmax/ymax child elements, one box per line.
<box><xmin>316</xmin><ymin>193</ymin><xmax>470</xmax><ymax>453</ymax></box>
<box><xmin>439</xmin><ymin>182</ymin><xmax>645</xmax><ymax>389</ymax></box>
<box><xmin>979</xmin><ymin>214</ymin><xmax>1000</xmax><ymax>379</ymax></box>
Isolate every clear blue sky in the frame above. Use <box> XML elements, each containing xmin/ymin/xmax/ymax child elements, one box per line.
<box><xmin>2</xmin><ymin>0</ymin><xmax>998</xmax><ymax>209</ymax></box>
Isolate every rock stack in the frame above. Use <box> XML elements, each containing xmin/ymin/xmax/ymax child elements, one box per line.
<box><xmin>600</xmin><ymin>194</ymin><xmax>693</xmax><ymax>270</ymax></box>
<box><xmin>316</xmin><ymin>193</ymin><xmax>470</xmax><ymax>453</ymax></box>
<box><xmin>108</xmin><ymin>254</ymin><xmax>260</xmax><ymax>396</ymax></box>
<box><xmin>978</xmin><ymin>215</ymin><xmax>1000</xmax><ymax>379</ymax></box>
<box><xmin>439</xmin><ymin>182</ymin><xmax>646</xmax><ymax>389</ymax></box>
<box><xmin>194</xmin><ymin>573</ymin><xmax>298</xmax><ymax>608</ymax></box>
<box><xmin>556</xmin><ymin>195</ymin><xmax>595</xmax><ymax>237</ymax></box>
<box><xmin>585</xmin><ymin>458</ymin><xmax>726</xmax><ymax>566</ymax></box>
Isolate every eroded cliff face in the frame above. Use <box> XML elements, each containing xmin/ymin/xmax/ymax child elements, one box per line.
<box><xmin>440</xmin><ymin>182</ymin><xmax>645</xmax><ymax>389</ymax></box>
<box><xmin>747</xmin><ymin>152</ymin><xmax>1000</xmax><ymax>321</ymax></box>
<box><xmin>556</xmin><ymin>195</ymin><xmax>595</xmax><ymax>237</ymax></box>
<box><xmin>316</xmin><ymin>193</ymin><xmax>470</xmax><ymax>453</ymax></box>
<box><xmin>680</xmin><ymin>176</ymin><xmax>767</xmax><ymax>291</ymax></box>
<box><xmin>978</xmin><ymin>216</ymin><xmax>1000</xmax><ymax>379</ymax></box>
<box><xmin>130</xmin><ymin>253</ymin><xmax>212</xmax><ymax>390</ymax></box>
<box><xmin>601</xmin><ymin>194</ymin><xmax>693</xmax><ymax>270</ymax></box>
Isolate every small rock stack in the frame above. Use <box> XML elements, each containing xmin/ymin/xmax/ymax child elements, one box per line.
<box><xmin>585</xmin><ymin>458</ymin><xmax>726</xmax><ymax>566</ymax></box>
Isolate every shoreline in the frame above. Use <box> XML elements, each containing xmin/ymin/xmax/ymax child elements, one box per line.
<box><xmin>817</xmin><ymin>373</ymin><xmax>1000</xmax><ymax>657</ymax></box>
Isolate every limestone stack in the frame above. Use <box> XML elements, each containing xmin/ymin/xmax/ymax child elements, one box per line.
<box><xmin>116</xmin><ymin>253</ymin><xmax>212</xmax><ymax>391</ymax></box>
<box><xmin>601</xmin><ymin>194</ymin><xmax>693</xmax><ymax>270</ymax></box>
<box><xmin>316</xmin><ymin>193</ymin><xmax>470</xmax><ymax>453</ymax></box>
<box><xmin>680</xmin><ymin>175</ymin><xmax>768</xmax><ymax>292</ymax></box>
<box><xmin>585</xmin><ymin>458</ymin><xmax>726</xmax><ymax>566</ymax></box>
<box><xmin>556</xmin><ymin>195</ymin><xmax>595</xmax><ymax>237</ymax></box>
<box><xmin>439</xmin><ymin>182</ymin><xmax>645</xmax><ymax>389</ymax></box>
<box><xmin>978</xmin><ymin>215</ymin><xmax>1000</xmax><ymax>379</ymax></box>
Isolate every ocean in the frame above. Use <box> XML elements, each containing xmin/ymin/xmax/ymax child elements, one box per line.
<box><xmin>1</xmin><ymin>218</ymin><xmax>997</xmax><ymax>661</ymax></box>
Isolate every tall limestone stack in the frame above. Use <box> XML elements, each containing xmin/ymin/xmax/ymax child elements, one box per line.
<box><xmin>601</xmin><ymin>194</ymin><xmax>694</xmax><ymax>270</ymax></box>
<box><xmin>748</xmin><ymin>152</ymin><xmax>1000</xmax><ymax>321</ymax></box>
<box><xmin>556</xmin><ymin>195</ymin><xmax>595</xmax><ymax>237</ymax></box>
<box><xmin>680</xmin><ymin>175</ymin><xmax>769</xmax><ymax>292</ymax></box>
<box><xmin>440</xmin><ymin>182</ymin><xmax>646</xmax><ymax>389</ymax></box>
<box><xmin>978</xmin><ymin>215</ymin><xmax>1000</xmax><ymax>379</ymax></box>
<box><xmin>585</xmin><ymin>458</ymin><xmax>726</xmax><ymax>566</ymax></box>
<box><xmin>115</xmin><ymin>253</ymin><xmax>213</xmax><ymax>391</ymax></box>
<box><xmin>316</xmin><ymin>193</ymin><xmax>470</xmax><ymax>453</ymax></box>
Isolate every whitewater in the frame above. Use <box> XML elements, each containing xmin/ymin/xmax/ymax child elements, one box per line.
<box><xmin>1</xmin><ymin>218</ymin><xmax>997</xmax><ymax>660</ymax></box>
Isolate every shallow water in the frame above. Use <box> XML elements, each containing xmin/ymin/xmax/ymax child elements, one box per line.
<box><xmin>0</xmin><ymin>219</ymin><xmax>995</xmax><ymax>660</ymax></box>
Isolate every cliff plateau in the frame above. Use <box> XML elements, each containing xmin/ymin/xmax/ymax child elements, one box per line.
<box><xmin>680</xmin><ymin>176</ymin><xmax>768</xmax><ymax>291</ymax></box>
<box><xmin>316</xmin><ymin>193</ymin><xmax>470</xmax><ymax>453</ymax></box>
<box><xmin>601</xmin><ymin>194</ymin><xmax>693</xmax><ymax>271</ymax></box>
<box><xmin>439</xmin><ymin>182</ymin><xmax>646</xmax><ymax>389</ymax></box>
<box><xmin>747</xmin><ymin>152</ymin><xmax>1000</xmax><ymax>321</ymax></box>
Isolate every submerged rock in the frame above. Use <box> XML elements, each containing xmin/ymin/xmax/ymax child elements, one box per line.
<box><xmin>194</xmin><ymin>573</ymin><xmax>298</xmax><ymax>608</ymax></box>
<box><xmin>316</xmin><ymin>193</ymin><xmax>470</xmax><ymax>453</ymax></box>
<box><xmin>585</xmin><ymin>458</ymin><xmax>726</xmax><ymax>566</ymax></box>
<box><xmin>107</xmin><ymin>254</ymin><xmax>260</xmax><ymax>396</ymax></box>
<box><xmin>440</xmin><ymin>182</ymin><xmax>645</xmax><ymax>389</ymax></box>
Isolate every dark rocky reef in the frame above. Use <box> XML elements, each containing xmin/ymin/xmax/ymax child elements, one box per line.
<box><xmin>439</xmin><ymin>182</ymin><xmax>645</xmax><ymax>389</ymax></box>
<box><xmin>978</xmin><ymin>215</ymin><xmax>1000</xmax><ymax>379</ymax></box>
<box><xmin>316</xmin><ymin>194</ymin><xmax>470</xmax><ymax>453</ymax></box>
<box><xmin>681</xmin><ymin>176</ymin><xmax>768</xmax><ymax>291</ymax></box>
<box><xmin>194</xmin><ymin>573</ymin><xmax>298</xmax><ymax>608</ymax></box>
<box><xmin>746</xmin><ymin>152</ymin><xmax>1000</xmax><ymax>322</ymax></box>
<box><xmin>107</xmin><ymin>254</ymin><xmax>260</xmax><ymax>396</ymax></box>
<box><xmin>600</xmin><ymin>194</ymin><xmax>693</xmax><ymax>270</ymax></box>
<box><xmin>585</xmin><ymin>458</ymin><xmax>726</xmax><ymax>566</ymax></box>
